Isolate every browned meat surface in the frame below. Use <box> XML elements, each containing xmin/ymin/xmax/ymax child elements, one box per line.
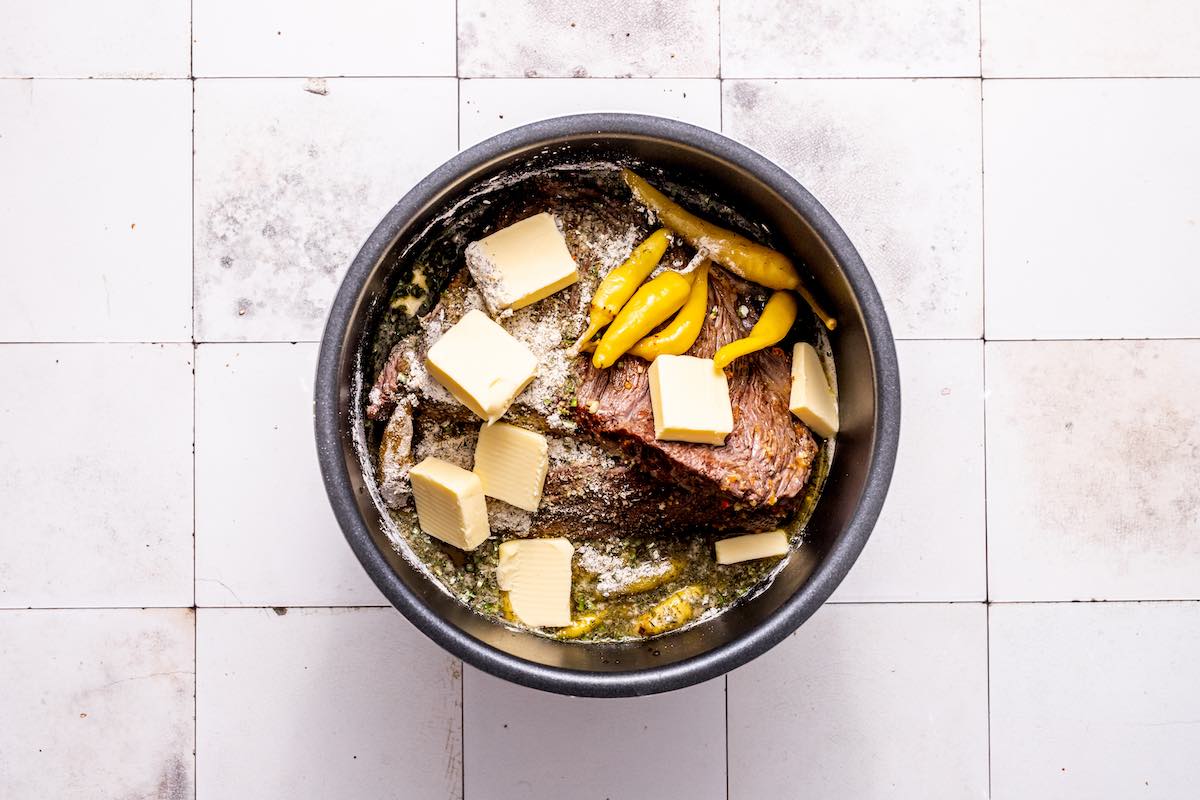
<box><xmin>377</xmin><ymin>407</ymin><xmax>793</xmax><ymax>540</ymax></box>
<box><xmin>366</xmin><ymin>344</ymin><xmax>409</xmax><ymax>421</ymax></box>
<box><xmin>528</xmin><ymin>457</ymin><xmax>794</xmax><ymax>539</ymax></box>
<box><xmin>574</xmin><ymin>268</ymin><xmax>819</xmax><ymax>508</ymax></box>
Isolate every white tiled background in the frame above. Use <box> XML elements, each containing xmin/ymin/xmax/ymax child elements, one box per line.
<box><xmin>1</xmin><ymin>1</ymin><xmax>1198</xmax><ymax>798</ymax></box>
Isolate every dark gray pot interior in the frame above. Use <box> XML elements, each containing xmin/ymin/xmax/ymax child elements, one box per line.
<box><xmin>315</xmin><ymin>113</ymin><xmax>900</xmax><ymax>697</ymax></box>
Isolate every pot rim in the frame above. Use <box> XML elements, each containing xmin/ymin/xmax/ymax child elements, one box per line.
<box><xmin>315</xmin><ymin>113</ymin><xmax>900</xmax><ymax>697</ymax></box>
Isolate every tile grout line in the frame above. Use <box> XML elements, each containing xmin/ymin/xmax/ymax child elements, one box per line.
<box><xmin>8</xmin><ymin>598</ymin><xmax>1200</xmax><ymax>613</ymax></box>
<box><xmin>11</xmin><ymin>598</ymin><xmax>1200</xmax><ymax>613</ymax></box>
<box><xmin>986</xmin><ymin>605</ymin><xmax>993</xmax><ymax>798</ymax></box>
<box><xmin>978</xmin><ymin>4</ymin><xmax>992</xmax><ymax>796</ymax></box>
<box><xmin>983</xmin><ymin>333</ymin><xmax>993</xmax><ymax>800</ymax></box>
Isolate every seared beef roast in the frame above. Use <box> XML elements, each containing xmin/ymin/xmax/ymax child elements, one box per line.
<box><xmin>531</xmin><ymin>457</ymin><xmax>796</xmax><ymax>538</ymax></box>
<box><xmin>368</xmin><ymin>264</ymin><xmax>817</xmax><ymax>540</ymax></box>
<box><xmin>366</xmin><ymin>176</ymin><xmax>821</xmax><ymax>541</ymax></box>
<box><xmin>574</xmin><ymin>267</ymin><xmax>818</xmax><ymax>509</ymax></box>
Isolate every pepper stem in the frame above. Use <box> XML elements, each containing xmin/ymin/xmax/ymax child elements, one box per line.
<box><xmin>794</xmin><ymin>283</ymin><xmax>837</xmax><ymax>331</ymax></box>
<box><xmin>569</xmin><ymin>318</ymin><xmax>606</xmax><ymax>355</ymax></box>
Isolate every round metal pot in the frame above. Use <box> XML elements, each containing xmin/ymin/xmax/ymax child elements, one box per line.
<box><xmin>315</xmin><ymin>113</ymin><xmax>900</xmax><ymax>697</ymax></box>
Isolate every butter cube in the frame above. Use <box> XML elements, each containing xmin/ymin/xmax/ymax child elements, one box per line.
<box><xmin>408</xmin><ymin>457</ymin><xmax>491</xmax><ymax>551</ymax></box>
<box><xmin>473</xmin><ymin>422</ymin><xmax>549</xmax><ymax>512</ymax></box>
<box><xmin>789</xmin><ymin>342</ymin><xmax>839</xmax><ymax>439</ymax></box>
<box><xmin>496</xmin><ymin>537</ymin><xmax>574</xmax><ymax>627</ymax></box>
<box><xmin>425</xmin><ymin>309</ymin><xmax>538</xmax><ymax>424</ymax></box>
<box><xmin>715</xmin><ymin>530</ymin><xmax>790</xmax><ymax>565</ymax></box>
<box><xmin>648</xmin><ymin>354</ymin><xmax>734</xmax><ymax>445</ymax></box>
<box><xmin>465</xmin><ymin>212</ymin><xmax>580</xmax><ymax>314</ymax></box>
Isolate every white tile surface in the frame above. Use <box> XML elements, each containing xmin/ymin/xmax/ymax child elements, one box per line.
<box><xmin>983</xmin><ymin>0</ymin><xmax>1200</xmax><ymax>77</ymax></box>
<box><xmin>0</xmin><ymin>0</ymin><xmax>190</xmax><ymax>78</ymax></box>
<box><xmin>463</xmin><ymin>666</ymin><xmax>725</xmax><ymax>800</ymax></box>
<box><xmin>991</xmin><ymin>602</ymin><xmax>1200</xmax><ymax>799</ymax></box>
<box><xmin>723</xmin><ymin>79</ymin><xmax>983</xmax><ymax>339</ymax></box>
<box><xmin>987</xmin><ymin>340</ymin><xmax>1200</xmax><ymax>601</ymax></box>
<box><xmin>722</xmin><ymin>0</ymin><xmax>980</xmax><ymax>78</ymax></box>
<box><xmin>984</xmin><ymin>79</ymin><xmax>1200</xmax><ymax>340</ymax></box>
<box><xmin>197</xmin><ymin>607</ymin><xmax>462</xmax><ymax>799</ymax></box>
<box><xmin>727</xmin><ymin>603</ymin><xmax>989</xmax><ymax>799</ymax></box>
<box><xmin>458</xmin><ymin>0</ymin><xmax>720</xmax><ymax>78</ymax></box>
<box><xmin>193</xmin><ymin>0</ymin><xmax>456</xmax><ymax>77</ymax></box>
<box><xmin>0</xmin><ymin>345</ymin><xmax>193</xmax><ymax>608</ymax></box>
<box><xmin>195</xmin><ymin>343</ymin><xmax>384</xmax><ymax>606</ymax></box>
<box><xmin>0</xmin><ymin>80</ymin><xmax>192</xmax><ymax>342</ymax></box>
<box><xmin>193</xmin><ymin>77</ymin><xmax>457</xmax><ymax>342</ymax></box>
<box><xmin>833</xmin><ymin>340</ymin><xmax>985</xmax><ymax>602</ymax></box>
<box><xmin>460</xmin><ymin>78</ymin><xmax>720</xmax><ymax>147</ymax></box>
<box><xmin>0</xmin><ymin>609</ymin><xmax>194</xmax><ymax>799</ymax></box>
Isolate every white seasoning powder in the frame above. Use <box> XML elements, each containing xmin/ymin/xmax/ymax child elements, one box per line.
<box><xmin>575</xmin><ymin>542</ymin><xmax>678</xmax><ymax>598</ymax></box>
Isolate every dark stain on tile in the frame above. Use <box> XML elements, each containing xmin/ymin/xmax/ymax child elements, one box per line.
<box><xmin>727</xmin><ymin>81</ymin><xmax>762</xmax><ymax>113</ymax></box>
<box><xmin>152</xmin><ymin>754</ymin><xmax>191</xmax><ymax>800</ymax></box>
<box><xmin>196</xmin><ymin>134</ymin><xmax>374</xmax><ymax>335</ymax></box>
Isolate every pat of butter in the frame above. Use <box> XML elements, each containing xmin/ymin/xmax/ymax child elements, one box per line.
<box><xmin>648</xmin><ymin>354</ymin><xmax>734</xmax><ymax>446</ymax></box>
<box><xmin>425</xmin><ymin>309</ymin><xmax>538</xmax><ymax>424</ymax></box>
<box><xmin>465</xmin><ymin>212</ymin><xmax>580</xmax><ymax>314</ymax></box>
<box><xmin>715</xmin><ymin>530</ymin><xmax>790</xmax><ymax>564</ymax></box>
<box><xmin>408</xmin><ymin>457</ymin><xmax>491</xmax><ymax>551</ymax></box>
<box><xmin>473</xmin><ymin>422</ymin><xmax>549</xmax><ymax>512</ymax></box>
<box><xmin>789</xmin><ymin>342</ymin><xmax>839</xmax><ymax>439</ymax></box>
<box><xmin>496</xmin><ymin>538</ymin><xmax>574</xmax><ymax>627</ymax></box>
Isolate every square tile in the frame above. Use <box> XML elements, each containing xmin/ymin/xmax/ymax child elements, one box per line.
<box><xmin>987</xmin><ymin>341</ymin><xmax>1200</xmax><ymax>601</ymax></box>
<box><xmin>991</xmin><ymin>602</ymin><xmax>1200</xmax><ymax>799</ymax></box>
<box><xmin>195</xmin><ymin>343</ymin><xmax>385</xmax><ymax>606</ymax></box>
<box><xmin>728</xmin><ymin>603</ymin><xmax>988</xmax><ymax>799</ymax></box>
<box><xmin>723</xmin><ymin>79</ymin><xmax>983</xmax><ymax>339</ymax></box>
<box><xmin>193</xmin><ymin>77</ymin><xmax>457</xmax><ymax>342</ymax></box>
<box><xmin>193</xmin><ymin>0</ymin><xmax>455</xmax><ymax>77</ymax></box>
<box><xmin>0</xmin><ymin>609</ymin><xmax>194</xmax><ymax>799</ymax></box>
<box><xmin>983</xmin><ymin>0</ymin><xmax>1200</xmax><ymax>77</ymax></box>
<box><xmin>464</xmin><ymin>666</ymin><xmax>725</xmax><ymax>800</ymax></box>
<box><xmin>458</xmin><ymin>0</ymin><xmax>719</xmax><ymax>78</ymax></box>
<box><xmin>0</xmin><ymin>0</ymin><xmax>190</xmax><ymax>77</ymax></box>
<box><xmin>0</xmin><ymin>345</ymin><xmax>193</xmax><ymax>608</ymax></box>
<box><xmin>832</xmin><ymin>340</ymin><xmax>985</xmax><ymax>601</ymax></box>
<box><xmin>197</xmin><ymin>608</ymin><xmax>462</xmax><ymax>799</ymax></box>
<box><xmin>0</xmin><ymin>80</ymin><xmax>192</xmax><ymax>342</ymax></box>
<box><xmin>460</xmin><ymin>78</ymin><xmax>720</xmax><ymax>147</ymax></box>
<box><xmin>722</xmin><ymin>0</ymin><xmax>980</xmax><ymax>78</ymax></box>
<box><xmin>984</xmin><ymin>79</ymin><xmax>1200</xmax><ymax>339</ymax></box>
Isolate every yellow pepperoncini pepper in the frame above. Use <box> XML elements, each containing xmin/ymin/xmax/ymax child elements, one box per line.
<box><xmin>622</xmin><ymin>169</ymin><xmax>836</xmax><ymax>331</ymax></box>
<box><xmin>635</xmin><ymin>585</ymin><xmax>704</xmax><ymax>636</ymax></box>
<box><xmin>626</xmin><ymin>260</ymin><xmax>710</xmax><ymax>361</ymax></box>
<box><xmin>571</xmin><ymin>228</ymin><xmax>670</xmax><ymax>352</ymax></box>
<box><xmin>712</xmin><ymin>290</ymin><xmax>799</xmax><ymax>370</ymax></box>
<box><xmin>556</xmin><ymin>611</ymin><xmax>606</xmax><ymax>640</ymax></box>
<box><xmin>499</xmin><ymin>591</ymin><xmax>517</xmax><ymax>622</ymax></box>
<box><xmin>592</xmin><ymin>269</ymin><xmax>695</xmax><ymax>369</ymax></box>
